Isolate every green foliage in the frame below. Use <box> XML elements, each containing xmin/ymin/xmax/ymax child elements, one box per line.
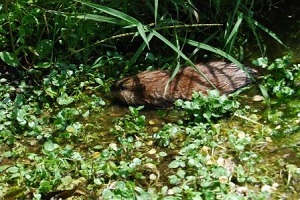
<box><xmin>110</xmin><ymin>106</ymin><xmax>146</xmax><ymax>136</ymax></box>
<box><xmin>254</xmin><ymin>55</ymin><xmax>300</xmax><ymax>98</ymax></box>
<box><xmin>1</xmin><ymin>0</ymin><xmax>108</xmax><ymax>68</ymax></box>
<box><xmin>153</xmin><ymin>123</ymin><xmax>185</xmax><ymax>147</ymax></box>
<box><xmin>251</xmin><ymin>56</ymin><xmax>300</xmax><ymax>137</ymax></box>
<box><xmin>72</xmin><ymin>0</ymin><xmax>286</xmax><ymax>71</ymax></box>
<box><xmin>0</xmin><ymin>0</ymin><xmax>299</xmax><ymax>199</ymax></box>
<box><xmin>0</xmin><ymin>62</ymin><xmax>108</xmax><ymax>141</ymax></box>
<box><xmin>0</xmin><ymin>51</ymin><xmax>20</xmax><ymax>67</ymax></box>
<box><xmin>1</xmin><ymin>54</ymin><xmax>299</xmax><ymax>199</ymax></box>
<box><xmin>175</xmin><ymin>90</ymin><xmax>240</xmax><ymax>123</ymax></box>
<box><xmin>153</xmin><ymin>120</ymin><xmax>272</xmax><ymax>199</ymax></box>
<box><xmin>1</xmin><ymin>0</ymin><xmax>286</xmax><ymax>73</ymax></box>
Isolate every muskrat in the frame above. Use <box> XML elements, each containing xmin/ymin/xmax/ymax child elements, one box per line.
<box><xmin>112</xmin><ymin>61</ymin><xmax>255</xmax><ymax>107</ymax></box>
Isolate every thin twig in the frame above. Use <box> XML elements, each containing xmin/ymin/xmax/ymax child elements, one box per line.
<box><xmin>233</xmin><ymin>113</ymin><xmax>263</xmax><ymax>125</ymax></box>
<box><xmin>65</xmin><ymin>23</ymin><xmax>223</xmax><ymax>58</ymax></box>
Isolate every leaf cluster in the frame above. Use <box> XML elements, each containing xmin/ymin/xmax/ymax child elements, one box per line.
<box><xmin>175</xmin><ymin>90</ymin><xmax>240</xmax><ymax>123</ymax></box>
<box><xmin>254</xmin><ymin>55</ymin><xmax>300</xmax><ymax>99</ymax></box>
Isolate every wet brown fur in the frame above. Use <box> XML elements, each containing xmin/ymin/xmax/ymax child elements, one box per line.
<box><xmin>112</xmin><ymin>61</ymin><xmax>255</xmax><ymax>107</ymax></box>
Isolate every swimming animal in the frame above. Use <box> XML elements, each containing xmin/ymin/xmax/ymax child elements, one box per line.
<box><xmin>112</xmin><ymin>61</ymin><xmax>255</xmax><ymax>107</ymax></box>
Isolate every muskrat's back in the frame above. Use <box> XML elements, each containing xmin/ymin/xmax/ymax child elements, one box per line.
<box><xmin>112</xmin><ymin>61</ymin><xmax>255</xmax><ymax>107</ymax></box>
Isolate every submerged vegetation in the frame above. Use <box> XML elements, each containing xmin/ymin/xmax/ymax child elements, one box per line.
<box><xmin>0</xmin><ymin>0</ymin><xmax>300</xmax><ymax>199</ymax></box>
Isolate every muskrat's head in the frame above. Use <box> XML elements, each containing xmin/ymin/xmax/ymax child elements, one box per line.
<box><xmin>111</xmin><ymin>76</ymin><xmax>146</xmax><ymax>105</ymax></box>
<box><xmin>111</xmin><ymin>70</ymin><xmax>174</xmax><ymax>107</ymax></box>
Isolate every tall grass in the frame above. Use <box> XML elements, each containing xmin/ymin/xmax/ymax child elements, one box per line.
<box><xmin>71</xmin><ymin>1</ymin><xmax>286</xmax><ymax>75</ymax></box>
<box><xmin>0</xmin><ymin>0</ymin><xmax>287</xmax><ymax>74</ymax></box>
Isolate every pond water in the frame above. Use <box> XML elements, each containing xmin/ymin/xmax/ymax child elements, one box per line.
<box><xmin>81</xmin><ymin>2</ymin><xmax>300</xmax><ymax>198</ymax></box>
<box><xmin>259</xmin><ymin>0</ymin><xmax>300</xmax><ymax>62</ymax></box>
<box><xmin>2</xmin><ymin>1</ymin><xmax>300</xmax><ymax>199</ymax></box>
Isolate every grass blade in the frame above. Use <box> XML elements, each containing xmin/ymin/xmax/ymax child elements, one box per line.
<box><xmin>74</xmin><ymin>13</ymin><xmax>129</xmax><ymax>26</ymax></box>
<box><xmin>253</xmin><ymin>19</ymin><xmax>288</xmax><ymax>48</ymax></box>
<box><xmin>75</xmin><ymin>1</ymin><xmax>140</xmax><ymax>25</ymax></box>
<box><xmin>151</xmin><ymin>30</ymin><xmax>216</xmax><ymax>88</ymax></box>
<box><xmin>224</xmin><ymin>12</ymin><xmax>243</xmax><ymax>51</ymax></box>
<box><xmin>75</xmin><ymin>1</ymin><xmax>149</xmax><ymax>48</ymax></box>
<box><xmin>183</xmin><ymin>38</ymin><xmax>254</xmax><ymax>79</ymax></box>
<box><xmin>128</xmin><ymin>33</ymin><xmax>155</xmax><ymax>67</ymax></box>
<box><xmin>154</xmin><ymin>0</ymin><xmax>158</xmax><ymax>24</ymax></box>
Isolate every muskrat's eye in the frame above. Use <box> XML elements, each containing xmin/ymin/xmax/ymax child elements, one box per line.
<box><xmin>119</xmin><ymin>84</ymin><xmax>127</xmax><ymax>90</ymax></box>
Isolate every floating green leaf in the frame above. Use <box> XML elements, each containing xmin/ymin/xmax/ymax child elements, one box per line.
<box><xmin>44</xmin><ymin>141</ymin><xmax>58</xmax><ymax>151</ymax></box>
<box><xmin>57</xmin><ymin>93</ymin><xmax>74</xmax><ymax>105</ymax></box>
<box><xmin>7</xmin><ymin>166</ymin><xmax>19</xmax><ymax>174</ymax></box>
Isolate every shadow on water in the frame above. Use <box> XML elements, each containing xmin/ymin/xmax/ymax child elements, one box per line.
<box><xmin>257</xmin><ymin>0</ymin><xmax>300</xmax><ymax>62</ymax></box>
